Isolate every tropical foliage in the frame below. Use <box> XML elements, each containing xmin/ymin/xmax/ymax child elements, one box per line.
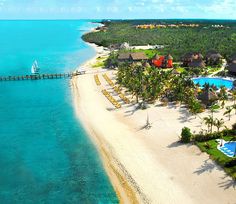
<box><xmin>83</xmin><ymin>20</ymin><xmax>236</xmax><ymax>60</ymax></box>
<box><xmin>116</xmin><ymin>63</ymin><xmax>202</xmax><ymax>112</ymax></box>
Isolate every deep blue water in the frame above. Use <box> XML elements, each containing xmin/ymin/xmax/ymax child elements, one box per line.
<box><xmin>193</xmin><ymin>77</ymin><xmax>234</xmax><ymax>89</ymax></box>
<box><xmin>0</xmin><ymin>20</ymin><xmax>118</xmax><ymax>203</ymax></box>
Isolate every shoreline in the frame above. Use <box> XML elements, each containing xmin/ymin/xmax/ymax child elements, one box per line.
<box><xmin>71</xmin><ymin>43</ymin><xmax>141</xmax><ymax>203</ymax></box>
<box><xmin>71</xmin><ymin>42</ymin><xmax>236</xmax><ymax>203</ymax></box>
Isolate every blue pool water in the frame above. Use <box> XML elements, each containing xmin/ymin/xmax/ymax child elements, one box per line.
<box><xmin>0</xmin><ymin>20</ymin><xmax>118</xmax><ymax>203</ymax></box>
<box><xmin>193</xmin><ymin>77</ymin><xmax>234</xmax><ymax>89</ymax></box>
<box><xmin>218</xmin><ymin>142</ymin><xmax>236</xmax><ymax>157</ymax></box>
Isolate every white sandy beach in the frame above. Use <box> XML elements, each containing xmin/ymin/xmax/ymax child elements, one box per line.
<box><xmin>72</xmin><ymin>43</ymin><xmax>236</xmax><ymax>204</ymax></box>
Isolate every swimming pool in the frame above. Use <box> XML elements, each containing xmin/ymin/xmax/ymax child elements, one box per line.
<box><xmin>218</xmin><ymin>141</ymin><xmax>236</xmax><ymax>157</ymax></box>
<box><xmin>193</xmin><ymin>77</ymin><xmax>234</xmax><ymax>89</ymax></box>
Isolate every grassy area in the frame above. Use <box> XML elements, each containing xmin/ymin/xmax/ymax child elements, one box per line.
<box><xmin>119</xmin><ymin>49</ymin><xmax>160</xmax><ymax>59</ymax></box>
<box><xmin>176</xmin><ymin>67</ymin><xmax>186</xmax><ymax>73</ymax></box>
<box><xmin>92</xmin><ymin>61</ymin><xmax>105</xmax><ymax>68</ymax></box>
<box><xmin>206</xmin><ymin>66</ymin><xmax>222</xmax><ymax>74</ymax></box>
<box><xmin>196</xmin><ymin>136</ymin><xmax>236</xmax><ymax>179</ymax></box>
<box><xmin>92</xmin><ymin>56</ymin><xmax>107</xmax><ymax>68</ymax></box>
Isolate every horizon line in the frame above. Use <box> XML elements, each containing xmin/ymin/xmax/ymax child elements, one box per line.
<box><xmin>0</xmin><ymin>18</ymin><xmax>236</xmax><ymax>21</ymax></box>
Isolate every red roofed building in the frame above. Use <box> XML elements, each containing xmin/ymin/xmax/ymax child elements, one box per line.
<box><xmin>152</xmin><ymin>54</ymin><xmax>173</xmax><ymax>68</ymax></box>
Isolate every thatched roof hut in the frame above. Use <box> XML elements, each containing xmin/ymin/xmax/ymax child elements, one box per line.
<box><xmin>181</xmin><ymin>52</ymin><xmax>194</xmax><ymax>61</ymax></box>
<box><xmin>117</xmin><ymin>52</ymin><xmax>148</xmax><ymax>62</ymax></box>
<box><xmin>117</xmin><ymin>53</ymin><xmax>131</xmax><ymax>61</ymax></box>
<box><xmin>109</xmin><ymin>44</ymin><xmax>121</xmax><ymax>50</ymax></box>
<box><xmin>143</xmin><ymin>61</ymin><xmax>151</xmax><ymax>67</ymax></box>
<box><xmin>206</xmin><ymin>51</ymin><xmax>223</xmax><ymax>59</ymax></box>
<box><xmin>182</xmin><ymin>52</ymin><xmax>204</xmax><ymax>67</ymax></box>
<box><xmin>130</xmin><ymin>52</ymin><xmax>148</xmax><ymax>61</ymax></box>
<box><xmin>120</xmin><ymin>42</ymin><xmax>130</xmax><ymax>50</ymax></box>
<box><xmin>198</xmin><ymin>89</ymin><xmax>218</xmax><ymax>106</ymax></box>
<box><xmin>153</xmin><ymin>54</ymin><xmax>160</xmax><ymax>60</ymax></box>
<box><xmin>166</xmin><ymin>54</ymin><xmax>173</xmax><ymax>60</ymax></box>
<box><xmin>227</xmin><ymin>61</ymin><xmax>236</xmax><ymax>75</ymax></box>
<box><xmin>205</xmin><ymin>51</ymin><xmax>223</xmax><ymax>65</ymax></box>
<box><xmin>189</xmin><ymin>59</ymin><xmax>206</xmax><ymax>68</ymax></box>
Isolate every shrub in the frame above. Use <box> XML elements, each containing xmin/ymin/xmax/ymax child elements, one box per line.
<box><xmin>225</xmin><ymin>159</ymin><xmax>236</xmax><ymax>168</ymax></box>
<box><xmin>181</xmin><ymin>127</ymin><xmax>192</xmax><ymax>143</ymax></box>
<box><xmin>232</xmin><ymin>123</ymin><xmax>236</xmax><ymax>130</ymax></box>
<box><xmin>193</xmin><ymin>132</ymin><xmax>221</xmax><ymax>142</ymax></box>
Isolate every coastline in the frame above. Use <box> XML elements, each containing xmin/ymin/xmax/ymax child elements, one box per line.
<box><xmin>71</xmin><ymin>43</ymin><xmax>140</xmax><ymax>203</ymax></box>
<box><xmin>71</xmin><ymin>42</ymin><xmax>236</xmax><ymax>203</ymax></box>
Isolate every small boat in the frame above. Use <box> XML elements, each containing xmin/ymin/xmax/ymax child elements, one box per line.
<box><xmin>31</xmin><ymin>60</ymin><xmax>40</xmax><ymax>75</ymax></box>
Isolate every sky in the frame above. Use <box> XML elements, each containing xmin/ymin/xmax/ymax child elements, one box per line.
<box><xmin>0</xmin><ymin>0</ymin><xmax>236</xmax><ymax>19</ymax></box>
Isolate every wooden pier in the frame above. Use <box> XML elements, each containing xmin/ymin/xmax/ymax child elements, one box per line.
<box><xmin>0</xmin><ymin>70</ymin><xmax>85</xmax><ymax>82</ymax></box>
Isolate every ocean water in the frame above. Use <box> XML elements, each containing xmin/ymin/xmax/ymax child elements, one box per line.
<box><xmin>0</xmin><ymin>20</ymin><xmax>118</xmax><ymax>203</ymax></box>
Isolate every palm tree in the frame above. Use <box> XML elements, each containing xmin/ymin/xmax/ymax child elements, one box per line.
<box><xmin>224</xmin><ymin>106</ymin><xmax>233</xmax><ymax>121</ymax></box>
<box><xmin>232</xmin><ymin>104</ymin><xmax>236</xmax><ymax>115</ymax></box>
<box><xmin>214</xmin><ymin>118</ymin><xmax>225</xmax><ymax>132</ymax></box>
<box><xmin>232</xmin><ymin>89</ymin><xmax>236</xmax><ymax>105</ymax></box>
<box><xmin>232</xmin><ymin>90</ymin><xmax>236</xmax><ymax>114</ymax></box>
<box><xmin>210</xmin><ymin>104</ymin><xmax>220</xmax><ymax>118</ymax></box>
<box><xmin>189</xmin><ymin>99</ymin><xmax>202</xmax><ymax>118</ymax></box>
<box><xmin>203</xmin><ymin>115</ymin><xmax>214</xmax><ymax>133</ymax></box>
<box><xmin>219</xmin><ymin>86</ymin><xmax>228</xmax><ymax>108</ymax></box>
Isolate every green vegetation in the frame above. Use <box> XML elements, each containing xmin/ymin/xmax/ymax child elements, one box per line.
<box><xmin>180</xmin><ymin>127</ymin><xmax>192</xmax><ymax>143</ymax></box>
<box><xmin>119</xmin><ymin>49</ymin><xmax>160</xmax><ymax>59</ymax></box>
<box><xmin>192</xmin><ymin>123</ymin><xmax>236</xmax><ymax>179</ymax></box>
<box><xmin>175</xmin><ymin>67</ymin><xmax>186</xmax><ymax>73</ymax></box>
<box><xmin>196</xmin><ymin>136</ymin><xmax>236</xmax><ymax>179</ymax></box>
<box><xmin>92</xmin><ymin>61</ymin><xmax>105</xmax><ymax>68</ymax></box>
<box><xmin>116</xmin><ymin>63</ymin><xmax>201</xmax><ymax>110</ymax></box>
<box><xmin>83</xmin><ymin>20</ymin><xmax>236</xmax><ymax>60</ymax></box>
<box><xmin>92</xmin><ymin>56</ymin><xmax>107</xmax><ymax>68</ymax></box>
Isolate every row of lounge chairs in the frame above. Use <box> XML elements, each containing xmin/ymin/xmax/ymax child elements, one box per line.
<box><xmin>102</xmin><ymin>89</ymin><xmax>121</xmax><ymax>109</ymax></box>
<box><xmin>94</xmin><ymin>74</ymin><xmax>101</xmax><ymax>86</ymax></box>
<box><xmin>102</xmin><ymin>74</ymin><xmax>130</xmax><ymax>104</ymax></box>
<box><xmin>102</xmin><ymin>73</ymin><xmax>115</xmax><ymax>87</ymax></box>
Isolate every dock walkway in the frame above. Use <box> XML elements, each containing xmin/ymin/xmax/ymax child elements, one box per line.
<box><xmin>0</xmin><ymin>71</ymin><xmax>85</xmax><ymax>82</ymax></box>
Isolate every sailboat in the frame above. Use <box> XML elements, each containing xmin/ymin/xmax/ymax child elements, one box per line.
<box><xmin>31</xmin><ymin>60</ymin><xmax>40</xmax><ymax>75</ymax></box>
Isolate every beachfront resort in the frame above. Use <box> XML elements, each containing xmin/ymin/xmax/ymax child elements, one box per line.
<box><xmin>75</xmin><ymin>25</ymin><xmax>236</xmax><ymax>202</ymax></box>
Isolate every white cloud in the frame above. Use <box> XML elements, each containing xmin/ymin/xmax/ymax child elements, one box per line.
<box><xmin>199</xmin><ymin>0</ymin><xmax>236</xmax><ymax>16</ymax></box>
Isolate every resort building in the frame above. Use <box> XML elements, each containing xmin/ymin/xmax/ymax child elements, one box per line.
<box><xmin>182</xmin><ymin>52</ymin><xmax>205</xmax><ymax>68</ymax></box>
<box><xmin>227</xmin><ymin>61</ymin><xmax>236</xmax><ymax>75</ymax></box>
<box><xmin>205</xmin><ymin>51</ymin><xmax>223</xmax><ymax>66</ymax></box>
<box><xmin>198</xmin><ymin>89</ymin><xmax>218</xmax><ymax>106</ymax></box>
<box><xmin>152</xmin><ymin>54</ymin><xmax>173</xmax><ymax>68</ymax></box>
<box><xmin>117</xmin><ymin>52</ymin><xmax>148</xmax><ymax>63</ymax></box>
<box><xmin>120</xmin><ymin>42</ymin><xmax>130</xmax><ymax>50</ymax></box>
<box><xmin>130</xmin><ymin>52</ymin><xmax>149</xmax><ymax>61</ymax></box>
<box><xmin>117</xmin><ymin>53</ymin><xmax>131</xmax><ymax>62</ymax></box>
<box><xmin>227</xmin><ymin>53</ymin><xmax>236</xmax><ymax>75</ymax></box>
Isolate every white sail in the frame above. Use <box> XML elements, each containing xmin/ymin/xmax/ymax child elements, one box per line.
<box><xmin>31</xmin><ymin>60</ymin><xmax>39</xmax><ymax>75</ymax></box>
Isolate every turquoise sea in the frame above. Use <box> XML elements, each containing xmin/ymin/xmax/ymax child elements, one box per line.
<box><xmin>0</xmin><ymin>20</ymin><xmax>118</xmax><ymax>203</ymax></box>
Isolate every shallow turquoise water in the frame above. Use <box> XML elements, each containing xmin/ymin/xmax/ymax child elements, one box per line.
<box><xmin>0</xmin><ymin>20</ymin><xmax>118</xmax><ymax>203</ymax></box>
<box><xmin>193</xmin><ymin>77</ymin><xmax>233</xmax><ymax>89</ymax></box>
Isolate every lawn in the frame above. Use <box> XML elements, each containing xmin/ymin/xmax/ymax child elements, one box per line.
<box><xmin>206</xmin><ymin>66</ymin><xmax>222</xmax><ymax>74</ymax></box>
<box><xmin>92</xmin><ymin>61</ymin><xmax>105</xmax><ymax>68</ymax></box>
<box><xmin>196</xmin><ymin>136</ymin><xmax>236</xmax><ymax>179</ymax></box>
<box><xmin>92</xmin><ymin>56</ymin><xmax>107</xmax><ymax>68</ymax></box>
<box><xmin>176</xmin><ymin>67</ymin><xmax>186</xmax><ymax>73</ymax></box>
<box><xmin>119</xmin><ymin>49</ymin><xmax>161</xmax><ymax>59</ymax></box>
